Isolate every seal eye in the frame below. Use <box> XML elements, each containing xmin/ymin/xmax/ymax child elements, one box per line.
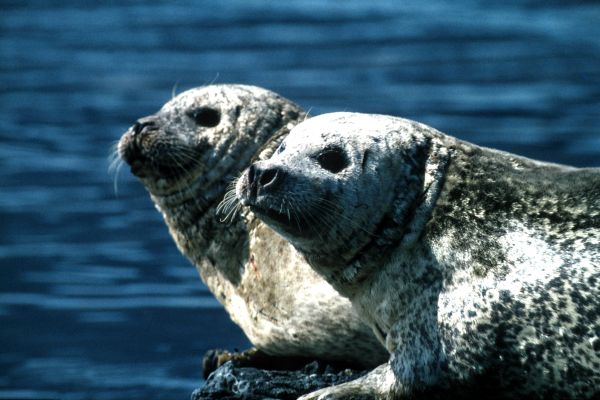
<box><xmin>188</xmin><ymin>107</ymin><xmax>221</xmax><ymax>127</ymax></box>
<box><xmin>316</xmin><ymin>146</ymin><xmax>349</xmax><ymax>173</ymax></box>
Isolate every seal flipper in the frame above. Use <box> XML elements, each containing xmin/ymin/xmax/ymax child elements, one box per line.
<box><xmin>298</xmin><ymin>363</ymin><xmax>396</xmax><ymax>400</ymax></box>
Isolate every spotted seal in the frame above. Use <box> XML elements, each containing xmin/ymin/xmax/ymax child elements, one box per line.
<box><xmin>236</xmin><ymin>112</ymin><xmax>600</xmax><ymax>398</ymax></box>
<box><xmin>115</xmin><ymin>87</ymin><xmax>387</xmax><ymax>370</ymax></box>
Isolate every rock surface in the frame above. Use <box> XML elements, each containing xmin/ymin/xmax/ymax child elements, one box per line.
<box><xmin>192</xmin><ymin>360</ymin><xmax>367</xmax><ymax>400</ymax></box>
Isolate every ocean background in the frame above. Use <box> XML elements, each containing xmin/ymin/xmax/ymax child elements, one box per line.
<box><xmin>1</xmin><ymin>1</ymin><xmax>599</xmax><ymax>399</ymax></box>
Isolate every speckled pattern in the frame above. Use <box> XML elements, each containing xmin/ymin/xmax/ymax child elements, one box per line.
<box><xmin>117</xmin><ymin>87</ymin><xmax>388</xmax><ymax>370</ymax></box>
<box><xmin>238</xmin><ymin>112</ymin><xmax>599</xmax><ymax>399</ymax></box>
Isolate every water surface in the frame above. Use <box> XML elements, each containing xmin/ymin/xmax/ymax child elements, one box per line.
<box><xmin>1</xmin><ymin>1</ymin><xmax>599</xmax><ymax>399</ymax></box>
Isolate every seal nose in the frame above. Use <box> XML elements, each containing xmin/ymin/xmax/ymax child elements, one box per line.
<box><xmin>122</xmin><ymin>115</ymin><xmax>160</xmax><ymax>168</ymax></box>
<box><xmin>132</xmin><ymin>115</ymin><xmax>159</xmax><ymax>137</ymax></box>
<box><xmin>247</xmin><ymin>164</ymin><xmax>284</xmax><ymax>198</ymax></box>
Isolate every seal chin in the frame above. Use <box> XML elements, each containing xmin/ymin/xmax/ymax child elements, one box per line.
<box><xmin>241</xmin><ymin>198</ymin><xmax>310</xmax><ymax>238</ymax></box>
<box><xmin>250</xmin><ymin>204</ymin><xmax>292</xmax><ymax>228</ymax></box>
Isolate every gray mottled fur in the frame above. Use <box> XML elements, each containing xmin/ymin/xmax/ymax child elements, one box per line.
<box><xmin>237</xmin><ymin>112</ymin><xmax>600</xmax><ymax>399</ymax></box>
<box><xmin>117</xmin><ymin>88</ymin><xmax>387</xmax><ymax>368</ymax></box>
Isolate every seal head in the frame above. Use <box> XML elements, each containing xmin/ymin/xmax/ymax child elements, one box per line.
<box><xmin>237</xmin><ymin>112</ymin><xmax>450</xmax><ymax>294</ymax></box>
<box><xmin>119</xmin><ymin>85</ymin><xmax>299</xmax><ymax>198</ymax></box>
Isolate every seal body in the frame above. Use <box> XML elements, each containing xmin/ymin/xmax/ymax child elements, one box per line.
<box><xmin>237</xmin><ymin>112</ymin><xmax>600</xmax><ymax>398</ymax></box>
<box><xmin>116</xmin><ymin>87</ymin><xmax>387</xmax><ymax>368</ymax></box>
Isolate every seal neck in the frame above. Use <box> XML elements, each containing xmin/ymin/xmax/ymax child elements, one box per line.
<box><xmin>332</xmin><ymin>139</ymin><xmax>451</xmax><ymax>297</ymax></box>
<box><xmin>151</xmin><ymin>176</ymin><xmax>248</xmax><ymax>269</ymax></box>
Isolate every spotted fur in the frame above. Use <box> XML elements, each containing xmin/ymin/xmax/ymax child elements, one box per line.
<box><xmin>237</xmin><ymin>112</ymin><xmax>600</xmax><ymax>399</ymax></box>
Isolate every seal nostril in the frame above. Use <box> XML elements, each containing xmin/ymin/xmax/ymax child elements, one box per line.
<box><xmin>259</xmin><ymin>168</ymin><xmax>279</xmax><ymax>188</ymax></box>
<box><xmin>132</xmin><ymin>121</ymin><xmax>143</xmax><ymax>136</ymax></box>
<box><xmin>132</xmin><ymin>116</ymin><xmax>159</xmax><ymax>137</ymax></box>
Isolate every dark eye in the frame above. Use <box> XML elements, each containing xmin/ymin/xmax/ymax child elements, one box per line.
<box><xmin>316</xmin><ymin>146</ymin><xmax>349</xmax><ymax>173</ymax></box>
<box><xmin>188</xmin><ymin>107</ymin><xmax>220</xmax><ymax>127</ymax></box>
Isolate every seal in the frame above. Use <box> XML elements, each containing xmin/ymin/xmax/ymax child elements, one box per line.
<box><xmin>115</xmin><ymin>87</ymin><xmax>387</xmax><ymax>371</ymax></box>
<box><xmin>236</xmin><ymin>112</ymin><xmax>600</xmax><ymax>399</ymax></box>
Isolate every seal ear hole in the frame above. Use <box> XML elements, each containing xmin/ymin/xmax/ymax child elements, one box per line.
<box><xmin>316</xmin><ymin>146</ymin><xmax>349</xmax><ymax>173</ymax></box>
<box><xmin>188</xmin><ymin>107</ymin><xmax>221</xmax><ymax>127</ymax></box>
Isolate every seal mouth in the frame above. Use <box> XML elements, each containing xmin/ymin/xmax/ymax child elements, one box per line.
<box><xmin>246</xmin><ymin>199</ymin><xmax>320</xmax><ymax>239</ymax></box>
<box><xmin>251</xmin><ymin>204</ymin><xmax>294</xmax><ymax>228</ymax></box>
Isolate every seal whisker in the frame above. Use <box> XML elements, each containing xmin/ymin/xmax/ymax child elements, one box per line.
<box><xmin>217</xmin><ymin>188</ymin><xmax>242</xmax><ymax>223</ymax></box>
<box><xmin>303</xmin><ymin>107</ymin><xmax>313</xmax><ymax>122</ymax></box>
<box><xmin>169</xmin><ymin>148</ymin><xmax>197</xmax><ymax>168</ymax></box>
<box><xmin>284</xmin><ymin>198</ymin><xmax>291</xmax><ymax>223</ymax></box>
<box><xmin>219</xmin><ymin>198</ymin><xmax>239</xmax><ymax>223</ymax></box>
<box><xmin>222</xmin><ymin>202</ymin><xmax>241</xmax><ymax>224</ymax></box>
<box><xmin>173</xmin><ymin>145</ymin><xmax>200</xmax><ymax>159</ymax></box>
<box><xmin>312</xmin><ymin>199</ymin><xmax>381</xmax><ymax>239</ymax></box>
<box><xmin>168</xmin><ymin>154</ymin><xmax>188</xmax><ymax>173</ymax></box>
<box><xmin>111</xmin><ymin>159</ymin><xmax>124</xmax><ymax>195</ymax></box>
<box><xmin>318</xmin><ymin>202</ymin><xmax>377</xmax><ymax>237</ymax></box>
<box><xmin>285</xmin><ymin>195</ymin><xmax>303</xmax><ymax>232</ymax></box>
<box><xmin>108</xmin><ymin>142</ymin><xmax>125</xmax><ymax>195</ymax></box>
<box><xmin>280</xmin><ymin>182</ymin><xmax>341</xmax><ymax>238</ymax></box>
<box><xmin>216</xmin><ymin>182</ymin><xmax>240</xmax><ymax>223</ymax></box>
<box><xmin>290</xmin><ymin>200</ymin><xmax>302</xmax><ymax>232</ymax></box>
<box><xmin>309</xmin><ymin>203</ymin><xmax>352</xmax><ymax>236</ymax></box>
<box><xmin>202</xmin><ymin>72</ymin><xmax>220</xmax><ymax>87</ymax></box>
<box><xmin>278</xmin><ymin>194</ymin><xmax>289</xmax><ymax>218</ymax></box>
<box><xmin>108</xmin><ymin>142</ymin><xmax>121</xmax><ymax>171</ymax></box>
<box><xmin>171</xmin><ymin>80</ymin><xmax>180</xmax><ymax>99</ymax></box>
<box><xmin>217</xmin><ymin>190</ymin><xmax>237</xmax><ymax>212</ymax></box>
<box><xmin>292</xmin><ymin>196</ymin><xmax>329</xmax><ymax>243</ymax></box>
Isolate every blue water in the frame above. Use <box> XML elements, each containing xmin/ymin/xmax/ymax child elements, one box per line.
<box><xmin>1</xmin><ymin>1</ymin><xmax>599</xmax><ymax>399</ymax></box>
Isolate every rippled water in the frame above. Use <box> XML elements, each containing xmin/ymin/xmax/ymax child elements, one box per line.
<box><xmin>1</xmin><ymin>1</ymin><xmax>599</xmax><ymax>399</ymax></box>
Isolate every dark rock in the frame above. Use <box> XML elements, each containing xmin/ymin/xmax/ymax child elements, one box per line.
<box><xmin>192</xmin><ymin>360</ymin><xmax>367</xmax><ymax>400</ymax></box>
<box><xmin>201</xmin><ymin>348</ymin><xmax>332</xmax><ymax>380</ymax></box>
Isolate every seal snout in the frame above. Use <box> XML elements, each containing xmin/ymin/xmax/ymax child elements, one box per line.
<box><xmin>118</xmin><ymin>114</ymin><xmax>169</xmax><ymax>179</ymax></box>
<box><xmin>236</xmin><ymin>162</ymin><xmax>285</xmax><ymax>207</ymax></box>
<box><xmin>131</xmin><ymin>115</ymin><xmax>160</xmax><ymax>138</ymax></box>
<box><xmin>121</xmin><ymin>115</ymin><xmax>161</xmax><ymax>164</ymax></box>
<box><xmin>250</xmin><ymin>163</ymin><xmax>285</xmax><ymax>197</ymax></box>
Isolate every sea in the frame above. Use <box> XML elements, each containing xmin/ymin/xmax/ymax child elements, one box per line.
<box><xmin>1</xmin><ymin>1</ymin><xmax>599</xmax><ymax>399</ymax></box>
